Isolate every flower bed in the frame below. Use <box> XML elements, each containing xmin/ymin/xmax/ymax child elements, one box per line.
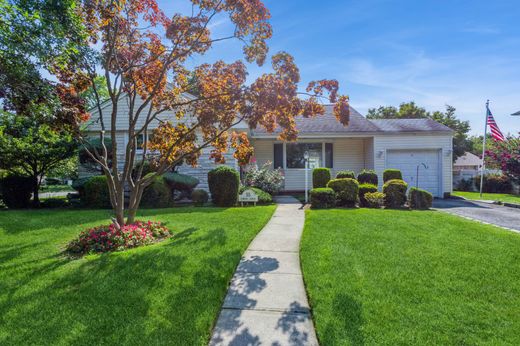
<box><xmin>67</xmin><ymin>221</ymin><xmax>172</xmax><ymax>255</ymax></box>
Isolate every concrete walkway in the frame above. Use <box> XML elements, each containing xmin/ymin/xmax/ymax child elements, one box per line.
<box><xmin>210</xmin><ymin>196</ymin><xmax>318</xmax><ymax>346</ymax></box>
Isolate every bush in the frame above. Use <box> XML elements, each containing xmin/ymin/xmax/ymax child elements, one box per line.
<box><xmin>336</xmin><ymin>170</ymin><xmax>355</xmax><ymax>179</ymax></box>
<box><xmin>41</xmin><ymin>198</ymin><xmax>69</xmax><ymax>208</ymax></box>
<box><xmin>191</xmin><ymin>189</ymin><xmax>209</xmax><ymax>207</ymax></box>
<box><xmin>243</xmin><ymin>162</ymin><xmax>284</xmax><ymax>195</ymax></box>
<box><xmin>83</xmin><ymin>176</ymin><xmax>111</xmax><ymax>208</ymax></box>
<box><xmin>163</xmin><ymin>172</ymin><xmax>199</xmax><ymax>200</ymax></box>
<box><xmin>456</xmin><ymin>178</ymin><xmax>474</xmax><ymax>192</ymax></box>
<box><xmin>383</xmin><ymin>169</ymin><xmax>402</xmax><ymax>183</ymax></box>
<box><xmin>313</xmin><ymin>168</ymin><xmax>331</xmax><ymax>188</ymax></box>
<box><xmin>131</xmin><ymin>160</ymin><xmax>157</xmax><ymax>180</ymax></box>
<box><xmin>239</xmin><ymin>186</ymin><xmax>272</xmax><ymax>205</ymax></box>
<box><xmin>364</xmin><ymin>192</ymin><xmax>385</xmax><ymax>208</ymax></box>
<box><xmin>408</xmin><ymin>187</ymin><xmax>433</xmax><ymax>210</ymax></box>
<box><xmin>383</xmin><ymin>179</ymin><xmax>408</xmax><ymax>208</ymax></box>
<box><xmin>357</xmin><ymin>169</ymin><xmax>378</xmax><ymax>185</ymax></box>
<box><xmin>358</xmin><ymin>183</ymin><xmax>378</xmax><ymax>207</ymax></box>
<box><xmin>72</xmin><ymin>176</ymin><xmax>94</xmax><ymax>199</ymax></box>
<box><xmin>474</xmin><ymin>174</ymin><xmax>512</xmax><ymax>193</ymax></box>
<box><xmin>141</xmin><ymin>176</ymin><xmax>172</xmax><ymax>208</ymax></box>
<box><xmin>208</xmin><ymin>166</ymin><xmax>240</xmax><ymax>207</ymax></box>
<box><xmin>66</xmin><ymin>221</ymin><xmax>172</xmax><ymax>255</ymax></box>
<box><xmin>327</xmin><ymin>178</ymin><xmax>359</xmax><ymax>207</ymax></box>
<box><xmin>310</xmin><ymin>188</ymin><xmax>336</xmax><ymax>209</ymax></box>
<box><xmin>0</xmin><ymin>175</ymin><xmax>33</xmax><ymax>209</ymax></box>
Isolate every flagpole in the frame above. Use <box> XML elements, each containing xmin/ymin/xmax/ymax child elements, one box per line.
<box><xmin>479</xmin><ymin>100</ymin><xmax>489</xmax><ymax>198</ymax></box>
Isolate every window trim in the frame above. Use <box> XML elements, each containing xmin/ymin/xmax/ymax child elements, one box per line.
<box><xmin>277</xmin><ymin>141</ymin><xmax>333</xmax><ymax>170</ymax></box>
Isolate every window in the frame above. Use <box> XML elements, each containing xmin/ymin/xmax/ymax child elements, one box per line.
<box><xmin>286</xmin><ymin>143</ymin><xmax>322</xmax><ymax>168</ymax></box>
<box><xmin>274</xmin><ymin>143</ymin><xmax>283</xmax><ymax>169</ymax></box>
<box><xmin>325</xmin><ymin>143</ymin><xmax>333</xmax><ymax>168</ymax></box>
<box><xmin>136</xmin><ymin>134</ymin><xmax>145</xmax><ymax>150</ymax></box>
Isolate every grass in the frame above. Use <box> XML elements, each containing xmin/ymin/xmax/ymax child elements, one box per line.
<box><xmin>0</xmin><ymin>205</ymin><xmax>275</xmax><ymax>345</ymax></box>
<box><xmin>453</xmin><ymin>191</ymin><xmax>520</xmax><ymax>204</ymax></box>
<box><xmin>39</xmin><ymin>185</ymin><xmax>75</xmax><ymax>193</ymax></box>
<box><xmin>301</xmin><ymin>209</ymin><xmax>520</xmax><ymax>345</ymax></box>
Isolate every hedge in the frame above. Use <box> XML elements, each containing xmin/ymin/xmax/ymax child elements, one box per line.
<box><xmin>383</xmin><ymin>179</ymin><xmax>408</xmax><ymax>208</ymax></box>
<box><xmin>141</xmin><ymin>176</ymin><xmax>172</xmax><ymax>208</ymax></box>
<box><xmin>0</xmin><ymin>175</ymin><xmax>33</xmax><ymax>208</ymax></box>
<box><xmin>383</xmin><ymin>169</ymin><xmax>402</xmax><ymax>183</ymax></box>
<box><xmin>239</xmin><ymin>186</ymin><xmax>272</xmax><ymax>205</ymax></box>
<box><xmin>208</xmin><ymin>166</ymin><xmax>240</xmax><ymax>207</ymax></box>
<box><xmin>336</xmin><ymin>170</ymin><xmax>355</xmax><ymax>179</ymax></box>
<box><xmin>191</xmin><ymin>189</ymin><xmax>209</xmax><ymax>207</ymax></box>
<box><xmin>310</xmin><ymin>188</ymin><xmax>336</xmax><ymax>209</ymax></box>
<box><xmin>313</xmin><ymin>168</ymin><xmax>331</xmax><ymax>188</ymax></box>
<box><xmin>357</xmin><ymin>169</ymin><xmax>378</xmax><ymax>185</ymax></box>
<box><xmin>364</xmin><ymin>192</ymin><xmax>385</xmax><ymax>208</ymax></box>
<box><xmin>408</xmin><ymin>187</ymin><xmax>433</xmax><ymax>210</ymax></box>
<box><xmin>473</xmin><ymin>174</ymin><xmax>512</xmax><ymax>193</ymax></box>
<box><xmin>327</xmin><ymin>178</ymin><xmax>359</xmax><ymax>207</ymax></box>
<box><xmin>163</xmin><ymin>172</ymin><xmax>199</xmax><ymax>200</ymax></box>
<box><xmin>358</xmin><ymin>183</ymin><xmax>378</xmax><ymax>207</ymax></box>
<box><xmin>83</xmin><ymin>176</ymin><xmax>111</xmax><ymax>208</ymax></box>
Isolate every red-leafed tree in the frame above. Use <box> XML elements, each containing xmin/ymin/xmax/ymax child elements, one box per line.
<box><xmin>485</xmin><ymin>135</ymin><xmax>520</xmax><ymax>183</ymax></box>
<box><xmin>63</xmin><ymin>0</ymin><xmax>350</xmax><ymax>225</ymax></box>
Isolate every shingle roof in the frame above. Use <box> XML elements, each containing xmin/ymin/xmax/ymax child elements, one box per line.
<box><xmin>454</xmin><ymin>152</ymin><xmax>482</xmax><ymax>167</ymax></box>
<box><xmin>250</xmin><ymin>105</ymin><xmax>453</xmax><ymax>136</ymax></box>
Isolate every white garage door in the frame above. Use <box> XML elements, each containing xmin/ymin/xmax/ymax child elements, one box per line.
<box><xmin>386</xmin><ymin>149</ymin><xmax>441</xmax><ymax>197</ymax></box>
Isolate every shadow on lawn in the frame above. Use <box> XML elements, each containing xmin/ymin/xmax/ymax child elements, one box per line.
<box><xmin>321</xmin><ymin>293</ymin><xmax>365</xmax><ymax>346</ymax></box>
<box><xmin>0</xmin><ymin>226</ymin><xmax>244</xmax><ymax>345</ymax></box>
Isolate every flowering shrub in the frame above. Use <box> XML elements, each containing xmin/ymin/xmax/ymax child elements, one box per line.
<box><xmin>243</xmin><ymin>162</ymin><xmax>284</xmax><ymax>195</ymax></box>
<box><xmin>67</xmin><ymin>221</ymin><xmax>172</xmax><ymax>255</ymax></box>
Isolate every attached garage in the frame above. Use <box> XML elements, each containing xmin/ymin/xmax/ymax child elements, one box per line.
<box><xmin>386</xmin><ymin>149</ymin><xmax>442</xmax><ymax>197</ymax></box>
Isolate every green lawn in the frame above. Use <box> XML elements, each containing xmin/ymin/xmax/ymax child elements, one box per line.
<box><xmin>453</xmin><ymin>191</ymin><xmax>520</xmax><ymax>204</ymax></box>
<box><xmin>0</xmin><ymin>206</ymin><xmax>275</xmax><ymax>345</ymax></box>
<box><xmin>40</xmin><ymin>184</ymin><xmax>75</xmax><ymax>193</ymax></box>
<box><xmin>301</xmin><ymin>209</ymin><xmax>520</xmax><ymax>345</ymax></box>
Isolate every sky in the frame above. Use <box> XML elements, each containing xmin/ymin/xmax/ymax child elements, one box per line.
<box><xmin>162</xmin><ymin>0</ymin><xmax>520</xmax><ymax>135</ymax></box>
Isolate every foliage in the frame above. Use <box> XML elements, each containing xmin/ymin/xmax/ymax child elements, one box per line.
<box><xmin>66</xmin><ymin>221</ymin><xmax>172</xmax><ymax>255</ymax></box>
<box><xmin>383</xmin><ymin>179</ymin><xmax>408</xmax><ymax>208</ymax></box>
<box><xmin>140</xmin><ymin>176</ymin><xmax>172</xmax><ymax>208</ymax></box>
<box><xmin>40</xmin><ymin>197</ymin><xmax>69</xmax><ymax>209</ymax></box>
<box><xmin>83</xmin><ymin>176</ymin><xmax>110</xmax><ymax>208</ymax></box>
<box><xmin>484</xmin><ymin>135</ymin><xmax>520</xmax><ymax>183</ymax></box>
<box><xmin>456</xmin><ymin>178</ymin><xmax>475</xmax><ymax>192</ymax></box>
<box><xmin>163</xmin><ymin>172</ymin><xmax>199</xmax><ymax>200</ymax></box>
<box><xmin>335</xmin><ymin>170</ymin><xmax>355</xmax><ymax>179</ymax></box>
<box><xmin>357</xmin><ymin>169</ymin><xmax>378</xmax><ymax>185</ymax></box>
<box><xmin>239</xmin><ymin>186</ymin><xmax>272</xmax><ymax>205</ymax></box>
<box><xmin>0</xmin><ymin>112</ymin><xmax>77</xmax><ymax>206</ymax></box>
<box><xmin>364</xmin><ymin>192</ymin><xmax>386</xmax><ymax>208</ymax></box>
<box><xmin>62</xmin><ymin>0</ymin><xmax>349</xmax><ymax>225</ymax></box>
<box><xmin>310</xmin><ymin>188</ymin><xmax>336</xmax><ymax>209</ymax></box>
<box><xmin>474</xmin><ymin>174</ymin><xmax>513</xmax><ymax>193</ymax></box>
<box><xmin>327</xmin><ymin>178</ymin><xmax>359</xmax><ymax>207</ymax></box>
<box><xmin>358</xmin><ymin>183</ymin><xmax>378</xmax><ymax>207</ymax></box>
<box><xmin>191</xmin><ymin>189</ymin><xmax>209</xmax><ymax>207</ymax></box>
<box><xmin>243</xmin><ymin>162</ymin><xmax>284</xmax><ymax>194</ymax></box>
<box><xmin>71</xmin><ymin>176</ymin><xmax>92</xmax><ymax>197</ymax></box>
<box><xmin>208</xmin><ymin>166</ymin><xmax>240</xmax><ymax>207</ymax></box>
<box><xmin>408</xmin><ymin>187</ymin><xmax>433</xmax><ymax>210</ymax></box>
<box><xmin>78</xmin><ymin>137</ymin><xmax>113</xmax><ymax>174</ymax></box>
<box><xmin>0</xmin><ymin>175</ymin><xmax>32</xmax><ymax>208</ymax></box>
<box><xmin>383</xmin><ymin>169</ymin><xmax>403</xmax><ymax>182</ymax></box>
<box><xmin>368</xmin><ymin>103</ymin><xmax>471</xmax><ymax>161</ymax></box>
<box><xmin>313</xmin><ymin>168</ymin><xmax>331</xmax><ymax>188</ymax></box>
<box><xmin>47</xmin><ymin>155</ymin><xmax>79</xmax><ymax>180</ymax></box>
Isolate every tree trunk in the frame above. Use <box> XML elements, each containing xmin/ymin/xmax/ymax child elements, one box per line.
<box><xmin>32</xmin><ymin>175</ymin><xmax>40</xmax><ymax>208</ymax></box>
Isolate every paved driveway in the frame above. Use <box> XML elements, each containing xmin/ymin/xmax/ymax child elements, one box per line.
<box><xmin>433</xmin><ymin>198</ymin><xmax>520</xmax><ymax>232</ymax></box>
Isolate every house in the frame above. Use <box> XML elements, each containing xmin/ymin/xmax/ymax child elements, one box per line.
<box><xmin>453</xmin><ymin>152</ymin><xmax>482</xmax><ymax>185</ymax></box>
<box><xmin>83</xmin><ymin>95</ymin><xmax>454</xmax><ymax>198</ymax></box>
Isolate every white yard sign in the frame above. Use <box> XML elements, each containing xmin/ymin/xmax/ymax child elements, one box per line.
<box><xmin>239</xmin><ymin>189</ymin><xmax>259</xmax><ymax>206</ymax></box>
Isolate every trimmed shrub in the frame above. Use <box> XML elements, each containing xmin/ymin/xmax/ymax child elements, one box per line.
<box><xmin>383</xmin><ymin>169</ymin><xmax>403</xmax><ymax>183</ymax></box>
<box><xmin>327</xmin><ymin>178</ymin><xmax>359</xmax><ymax>207</ymax></box>
<box><xmin>83</xmin><ymin>176</ymin><xmax>111</xmax><ymax>208</ymax></box>
<box><xmin>141</xmin><ymin>176</ymin><xmax>172</xmax><ymax>208</ymax></box>
<box><xmin>239</xmin><ymin>186</ymin><xmax>272</xmax><ymax>205</ymax></box>
<box><xmin>310</xmin><ymin>188</ymin><xmax>336</xmax><ymax>209</ymax></box>
<box><xmin>243</xmin><ymin>162</ymin><xmax>284</xmax><ymax>194</ymax></box>
<box><xmin>0</xmin><ymin>175</ymin><xmax>32</xmax><ymax>209</ymax></box>
<box><xmin>358</xmin><ymin>183</ymin><xmax>378</xmax><ymax>207</ymax></box>
<box><xmin>72</xmin><ymin>176</ymin><xmax>93</xmax><ymax>199</ymax></box>
<box><xmin>456</xmin><ymin>178</ymin><xmax>474</xmax><ymax>192</ymax></box>
<box><xmin>336</xmin><ymin>170</ymin><xmax>355</xmax><ymax>179</ymax></box>
<box><xmin>408</xmin><ymin>187</ymin><xmax>433</xmax><ymax>210</ymax></box>
<box><xmin>41</xmin><ymin>198</ymin><xmax>69</xmax><ymax>208</ymax></box>
<box><xmin>208</xmin><ymin>166</ymin><xmax>240</xmax><ymax>207</ymax></box>
<box><xmin>313</xmin><ymin>168</ymin><xmax>331</xmax><ymax>188</ymax></box>
<box><xmin>474</xmin><ymin>174</ymin><xmax>512</xmax><ymax>193</ymax></box>
<box><xmin>383</xmin><ymin>179</ymin><xmax>408</xmax><ymax>208</ymax></box>
<box><xmin>357</xmin><ymin>169</ymin><xmax>378</xmax><ymax>185</ymax></box>
<box><xmin>163</xmin><ymin>172</ymin><xmax>199</xmax><ymax>200</ymax></box>
<box><xmin>364</xmin><ymin>192</ymin><xmax>385</xmax><ymax>208</ymax></box>
<box><xmin>191</xmin><ymin>189</ymin><xmax>209</xmax><ymax>207</ymax></box>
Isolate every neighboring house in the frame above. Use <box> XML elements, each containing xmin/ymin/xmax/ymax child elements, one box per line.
<box><xmin>453</xmin><ymin>152</ymin><xmax>482</xmax><ymax>185</ymax></box>
<box><xmin>82</xmin><ymin>94</ymin><xmax>454</xmax><ymax>197</ymax></box>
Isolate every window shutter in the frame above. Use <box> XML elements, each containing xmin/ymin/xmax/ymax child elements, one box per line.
<box><xmin>274</xmin><ymin>143</ymin><xmax>283</xmax><ymax>169</ymax></box>
<box><xmin>325</xmin><ymin>143</ymin><xmax>333</xmax><ymax>168</ymax></box>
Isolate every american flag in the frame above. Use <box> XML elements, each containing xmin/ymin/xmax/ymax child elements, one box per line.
<box><xmin>487</xmin><ymin>108</ymin><xmax>505</xmax><ymax>141</ymax></box>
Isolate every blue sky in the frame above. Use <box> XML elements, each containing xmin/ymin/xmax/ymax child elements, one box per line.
<box><xmin>165</xmin><ymin>0</ymin><xmax>520</xmax><ymax>135</ymax></box>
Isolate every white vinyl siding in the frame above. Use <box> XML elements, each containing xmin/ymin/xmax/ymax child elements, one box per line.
<box><xmin>373</xmin><ymin>134</ymin><xmax>452</xmax><ymax>196</ymax></box>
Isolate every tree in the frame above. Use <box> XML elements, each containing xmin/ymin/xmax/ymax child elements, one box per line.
<box><xmin>56</xmin><ymin>0</ymin><xmax>349</xmax><ymax>226</ymax></box>
<box><xmin>484</xmin><ymin>135</ymin><xmax>520</xmax><ymax>182</ymax></box>
<box><xmin>368</xmin><ymin>102</ymin><xmax>471</xmax><ymax>161</ymax></box>
<box><xmin>0</xmin><ymin>111</ymin><xmax>77</xmax><ymax>206</ymax></box>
